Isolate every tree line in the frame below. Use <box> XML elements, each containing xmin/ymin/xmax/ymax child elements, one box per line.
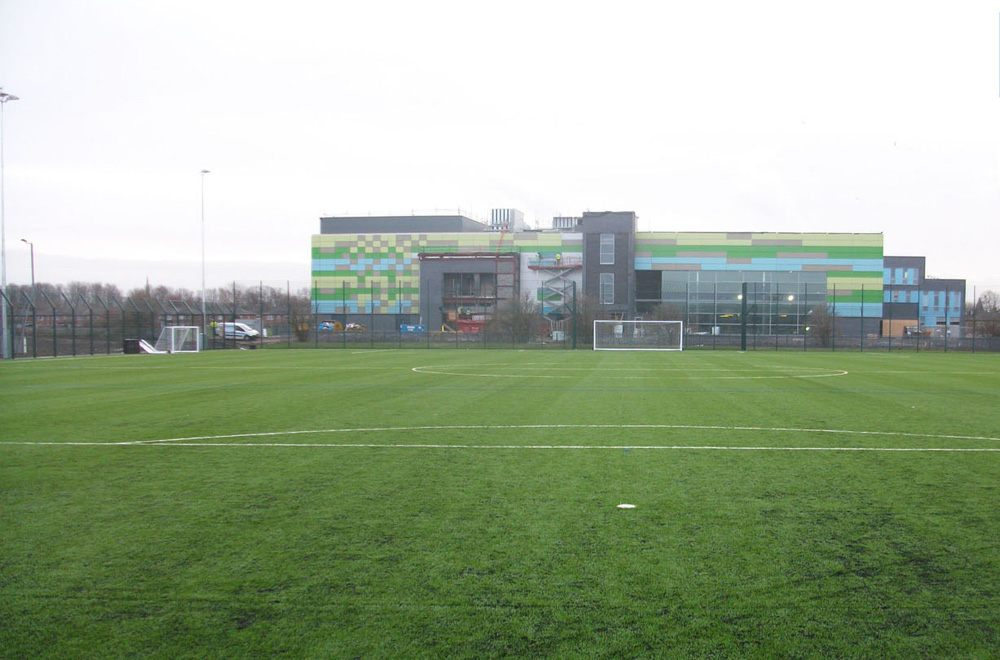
<box><xmin>2</xmin><ymin>281</ymin><xmax>312</xmax><ymax>315</ymax></box>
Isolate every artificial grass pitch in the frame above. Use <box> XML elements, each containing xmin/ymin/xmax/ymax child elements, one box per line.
<box><xmin>2</xmin><ymin>349</ymin><xmax>999</xmax><ymax>658</ymax></box>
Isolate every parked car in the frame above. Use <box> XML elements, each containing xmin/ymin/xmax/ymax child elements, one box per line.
<box><xmin>215</xmin><ymin>322</ymin><xmax>260</xmax><ymax>341</ymax></box>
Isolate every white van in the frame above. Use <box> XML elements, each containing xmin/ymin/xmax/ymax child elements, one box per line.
<box><xmin>215</xmin><ymin>322</ymin><xmax>260</xmax><ymax>341</ymax></box>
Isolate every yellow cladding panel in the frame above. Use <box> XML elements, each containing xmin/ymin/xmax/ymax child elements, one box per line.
<box><xmin>749</xmin><ymin>233</ymin><xmax>805</xmax><ymax>242</ymax></box>
<box><xmin>667</xmin><ymin>233</ymin><xmax>750</xmax><ymax>246</ymax></box>
<box><xmin>828</xmin><ymin>276</ymin><xmax>883</xmax><ymax>289</ymax></box>
<box><xmin>456</xmin><ymin>234</ymin><xmax>492</xmax><ymax>247</ymax></box>
<box><xmin>798</xmin><ymin>233</ymin><xmax>883</xmax><ymax>247</ymax></box>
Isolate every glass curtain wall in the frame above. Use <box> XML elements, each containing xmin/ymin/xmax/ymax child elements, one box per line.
<box><xmin>656</xmin><ymin>270</ymin><xmax>827</xmax><ymax>335</ymax></box>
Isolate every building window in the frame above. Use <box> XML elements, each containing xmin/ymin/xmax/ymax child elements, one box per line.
<box><xmin>600</xmin><ymin>273</ymin><xmax>614</xmax><ymax>304</ymax></box>
<box><xmin>600</xmin><ymin>234</ymin><xmax>615</xmax><ymax>265</ymax></box>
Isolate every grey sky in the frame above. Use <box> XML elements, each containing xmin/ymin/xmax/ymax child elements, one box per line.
<box><xmin>1</xmin><ymin>1</ymin><xmax>998</xmax><ymax>294</ymax></box>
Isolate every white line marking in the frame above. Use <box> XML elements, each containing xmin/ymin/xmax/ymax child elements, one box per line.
<box><xmin>96</xmin><ymin>424</ymin><xmax>1000</xmax><ymax>445</ymax></box>
<box><xmin>411</xmin><ymin>365</ymin><xmax>850</xmax><ymax>379</ymax></box>
<box><xmin>3</xmin><ymin>424</ymin><xmax>999</xmax><ymax>447</ymax></box>
<box><xmin>4</xmin><ymin>442</ymin><xmax>999</xmax><ymax>452</ymax></box>
<box><xmin>114</xmin><ymin>424</ymin><xmax>1000</xmax><ymax>445</ymax></box>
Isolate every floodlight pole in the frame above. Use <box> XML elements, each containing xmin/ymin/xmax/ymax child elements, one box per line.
<box><xmin>200</xmin><ymin>169</ymin><xmax>210</xmax><ymax>343</ymax></box>
<box><xmin>0</xmin><ymin>88</ymin><xmax>20</xmax><ymax>360</ymax></box>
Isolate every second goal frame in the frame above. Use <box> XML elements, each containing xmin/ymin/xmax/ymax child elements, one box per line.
<box><xmin>593</xmin><ymin>320</ymin><xmax>684</xmax><ymax>351</ymax></box>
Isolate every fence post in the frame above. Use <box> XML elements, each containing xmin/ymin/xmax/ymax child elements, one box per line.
<box><xmin>142</xmin><ymin>299</ymin><xmax>157</xmax><ymax>345</ymax></box>
<box><xmin>125</xmin><ymin>298</ymin><xmax>141</xmax><ymax>344</ymax></box>
<box><xmin>60</xmin><ymin>292</ymin><xmax>78</xmax><ymax>357</ymax></box>
<box><xmin>740</xmin><ymin>282</ymin><xmax>748</xmax><ymax>352</ymax></box>
<box><xmin>95</xmin><ymin>296</ymin><xmax>110</xmax><ymax>355</ymax></box>
<box><xmin>571</xmin><ymin>281</ymin><xmax>577</xmax><ymax>350</ymax></box>
<box><xmin>774</xmin><ymin>281</ymin><xmax>780</xmax><ymax>351</ymax></box>
<box><xmin>78</xmin><ymin>294</ymin><xmax>94</xmax><ymax>356</ymax></box>
<box><xmin>803</xmin><ymin>282</ymin><xmax>808</xmax><ymax>351</ymax></box>
<box><xmin>18</xmin><ymin>290</ymin><xmax>35</xmax><ymax>358</ymax></box>
<box><xmin>887</xmin><ymin>281</ymin><xmax>893</xmax><ymax>353</ymax></box>
<box><xmin>944</xmin><ymin>289</ymin><xmax>950</xmax><ymax>353</ymax></box>
<box><xmin>971</xmin><ymin>285</ymin><xmax>976</xmax><ymax>354</ymax></box>
<box><xmin>0</xmin><ymin>289</ymin><xmax>13</xmax><ymax>358</ymax></box>
<box><xmin>860</xmin><ymin>283</ymin><xmax>864</xmax><ymax>352</ymax></box>
<box><xmin>111</xmin><ymin>296</ymin><xmax>126</xmax><ymax>353</ymax></box>
<box><xmin>831</xmin><ymin>284</ymin><xmax>837</xmax><ymax>352</ymax></box>
<box><xmin>38</xmin><ymin>290</ymin><xmax>58</xmax><ymax>357</ymax></box>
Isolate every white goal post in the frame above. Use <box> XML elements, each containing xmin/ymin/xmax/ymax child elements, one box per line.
<box><xmin>153</xmin><ymin>326</ymin><xmax>201</xmax><ymax>353</ymax></box>
<box><xmin>593</xmin><ymin>320</ymin><xmax>684</xmax><ymax>351</ymax></box>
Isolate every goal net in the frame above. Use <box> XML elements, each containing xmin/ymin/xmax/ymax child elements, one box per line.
<box><xmin>153</xmin><ymin>326</ymin><xmax>201</xmax><ymax>353</ymax></box>
<box><xmin>593</xmin><ymin>320</ymin><xmax>683</xmax><ymax>351</ymax></box>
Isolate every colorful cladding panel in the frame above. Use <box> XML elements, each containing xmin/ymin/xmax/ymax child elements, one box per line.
<box><xmin>635</xmin><ymin>232</ymin><xmax>884</xmax><ymax>316</ymax></box>
<box><xmin>312</xmin><ymin>230</ymin><xmax>883</xmax><ymax>318</ymax></box>
<box><xmin>311</xmin><ymin>233</ymin><xmax>583</xmax><ymax>314</ymax></box>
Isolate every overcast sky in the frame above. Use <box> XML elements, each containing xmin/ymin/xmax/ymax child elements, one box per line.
<box><xmin>1</xmin><ymin>1</ymin><xmax>998</xmax><ymax>294</ymax></box>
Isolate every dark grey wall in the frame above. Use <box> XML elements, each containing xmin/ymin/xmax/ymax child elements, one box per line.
<box><xmin>418</xmin><ymin>256</ymin><xmax>518</xmax><ymax>329</ymax></box>
<box><xmin>578</xmin><ymin>211</ymin><xmax>636</xmax><ymax>318</ymax></box>
<box><xmin>320</xmin><ymin>215</ymin><xmax>487</xmax><ymax>234</ymax></box>
<box><xmin>883</xmin><ymin>302</ymin><xmax>919</xmax><ymax>320</ymax></box>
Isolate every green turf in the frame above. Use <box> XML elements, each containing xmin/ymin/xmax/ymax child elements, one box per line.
<box><xmin>2</xmin><ymin>349</ymin><xmax>1000</xmax><ymax>658</ymax></box>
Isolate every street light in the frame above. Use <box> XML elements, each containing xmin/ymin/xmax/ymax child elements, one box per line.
<box><xmin>0</xmin><ymin>88</ymin><xmax>20</xmax><ymax>359</ymax></box>
<box><xmin>20</xmin><ymin>238</ymin><xmax>33</xmax><ymax>304</ymax></box>
<box><xmin>200</xmin><ymin>169</ymin><xmax>210</xmax><ymax>343</ymax></box>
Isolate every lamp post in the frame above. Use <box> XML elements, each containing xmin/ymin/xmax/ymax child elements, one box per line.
<box><xmin>200</xmin><ymin>169</ymin><xmax>210</xmax><ymax>343</ymax></box>
<box><xmin>0</xmin><ymin>88</ymin><xmax>20</xmax><ymax>359</ymax></box>
<box><xmin>20</xmin><ymin>238</ymin><xmax>33</xmax><ymax>303</ymax></box>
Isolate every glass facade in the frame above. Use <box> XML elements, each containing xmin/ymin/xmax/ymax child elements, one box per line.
<box><xmin>652</xmin><ymin>270</ymin><xmax>827</xmax><ymax>335</ymax></box>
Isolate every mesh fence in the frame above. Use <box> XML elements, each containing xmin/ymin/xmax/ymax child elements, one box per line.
<box><xmin>2</xmin><ymin>281</ymin><xmax>1000</xmax><ymax>357</ymax></box>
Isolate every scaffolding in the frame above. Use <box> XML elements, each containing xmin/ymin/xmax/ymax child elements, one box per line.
<box><xmin>530</xmin><ymin>253</ymin><xmax>581</xmax><ymax>334</ymax></box>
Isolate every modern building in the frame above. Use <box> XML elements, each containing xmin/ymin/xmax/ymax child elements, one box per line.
<box><xmin>883</xmin><ymin>256</ymin><xmax>965</xmax><ymax>337</ymax></box>
<box><xmin>310</xmin><ymin>209</ymin><xmax>962</xmax><ymax>338</ymax></box>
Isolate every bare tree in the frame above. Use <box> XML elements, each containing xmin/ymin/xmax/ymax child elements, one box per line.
<box><xmin>288</xmin><ymin>287</ymin><xmax>313</xmax><ymax>342</ymax></box>
<box><xmin>973</xmin><ymin>291</ymin><xmax>1000</xmax><ymax>337</ymax></box>
<box><xmin>806</xmin><ymin>303</ymin><xmax>835</xmax><ymax>347</ymax></box>
<box><xmin>646</xmin><ymin>302</ymin><xmax>685</xmax><ymax>322</ymax></box>
<box><xmin>488</xmin><ymin>294</ymin><xmax>541</xmax><ymax>343</ymax></box>
<box><xmin>571</xmin><ymin>294</ymin><xmax>602</xmax><ymax>344</ymax></box>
